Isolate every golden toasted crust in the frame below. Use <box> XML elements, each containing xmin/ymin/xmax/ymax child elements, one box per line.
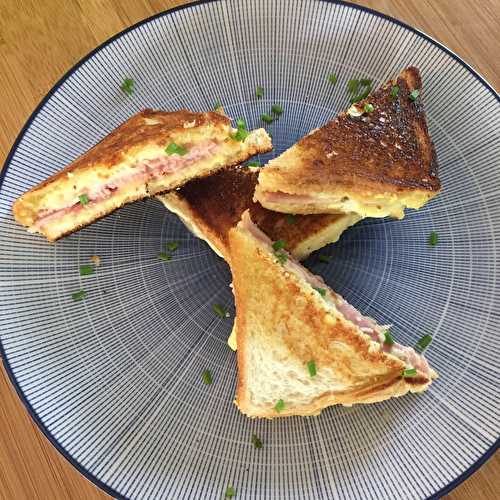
<box><xmin>159</xmin><ymin>166</ymin><xmax>358</xmax><ymax>260</ymax></box>
<box><xmin>229</xmin><ymin>213</ymin><xmax>435</xmax><ymax>418</ymax></box>
<box><xmin>256</xmin><ymin>67</ymin><xmax>441</xmax><ymax>214</ymax></box>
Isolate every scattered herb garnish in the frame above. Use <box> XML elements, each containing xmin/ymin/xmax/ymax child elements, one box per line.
<box><xmin>72</xmin><ymin>290</ymin><xmax>86</xmax><ymax>301</ymax></box>
<box><xmin>246</xmin><ymin>160</ymin><xmax>261</xmax><ymax>167</ymax></box>
<box><xmin>416</xmin><ymin>334</ymin><xmax>433</xmax><ymax>351</ymax></box>
<box><xmin>79</xmin><ymin>194</ymin><xmax>89</xmax><ymax>205</ymax></box>
<box><xmin>313</xmin><ymin>287</ymin><xmax>326</xmax><ymax>296</ymax></box>
<box><xmin>236</xmin><ymin>118</ymin><xmax>246</xmax><ymax>129</ymax></box>
<box><xmin>121</xmin><ymin>78</ymin><xmax>134</xmax><ymax>96</ymax></box>
<box><xmin>285</xmin><ymin>214</ymin><xmax>297</xmax><ymax>225</ymax></box>
<box><xmin>429</xmin><ymin>231</ymin><xmax>438</xmax><ymax>246</ymax></box>
<box><xmin>390</xmin><ymin>85</ymin><xmax>400</xmax><ymax>100</ymax></box>
<box><xmin>165</xmin><ymin>143</ymin><xmax>187</xmax><ymax>156</ymax></box>
<box><xmin>360</xmin><ymin>78</ymin><xmax>372</xmax><ymax>87</ymax></box>
<box><xmin>256</xmin><ymin>85</ymin><xmax>264</xmax><ymax>98</ymax></box>
<box><xmin>202</xmin><ymin>369</ymin><xmax>213</xmax><ymax>385</ymax></box>
<box><xmin>328</xmin><ymin>74</ymin><xmax>338</xmax><ymax>85</ymax></box>
<box><xmin>213</xmin><ymin>303</ymin><xmax>228</xmax><ymax>319</ymax></box>
<box><xmin>271</xmin><ymin>104</ymin><xmax>283</xmax><ymax>115</ymax></box>
<box><xmin>409</xmin><ymin>89</ymin><xmax>420</xmax><ymax>101</ymax></box>
<box><xmin>158</xmin><ymin>252</ymin><xmax>172</xmax><ymax>261</ymax></box>
<box><xmin>364</xmin><ymin>103</ymin><xmax>374</xmax><ymax>113</ymax></box>
<box><xmin>402</xmin><ymin>368</ymin><xmax>417</xmax><ymax>378</ymax></box>
<box><xmin>347</xmin><ymin>79</ymin><xmax>361</xmax><ymax>95</ymax></box>
<box><xmin>79</xmin><ymin>265</ymin><xmax>94</xmax><ymax>276</ymax></box>
<box><xmin>225</xmin><ymin>486</ymin><xmax>236</xmax><ymax>498</ymax></box>
<box><xmin>274</xmin><ymin>399</ymin><xmax>285</xmax><ymax>413</ymax></box>
<box><xmin>230</xmin><ymin>128</ymin><xmax>249</xmax><ymax>141</ymax></box>
<box><xmin>272</xmin><ymin>239</ymin><xmax>286</xmax><ymax>251</ymax></box>
<box><xmin>351</xmin><ymin>86</ymin><xmax>372</xmax><ymax>103</ymax></box>
<box><xmin>383</xmin><ymin>330</ymin><xmax>395</xmax><ymax>346</ymax></box>
<box><xmin>274</xmin><ymin>252</ymin><xmax>288</xmax><ymax>265</ymax></box>
<box><xmin>307</xmin><ymin>360</ymin><xmax>317</xmax><ymax>377</ymax></box>
<box><xmin>318</xmin><ymin>254</ymin><xmax>331</xmax><ymax>263</ymax></box>
<box><xmin>214</xmin><ymin>100</ymin><xmax>222</xmax><ymax>110</ymax></box>
<box><xmin>251</xmin><ymin>434</ymin><xmax>263</xmax><ymax>449</ymax></box>
<box><xmin>166</xmin><ymin>242</ymin><xmax>179</xmax><ymax>252</ymax></box>
<box><xmin>348</xmin><ymin>77</ymin><xmax>373</xmax><ymax>103</ymax></box>
<box><xmin>261</xmin><ymin>113</ymin><xmax>274</xmax><ymax>124</ymax></box>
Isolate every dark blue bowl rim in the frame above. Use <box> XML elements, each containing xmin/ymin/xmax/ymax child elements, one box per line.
<box><xmin>0</xmin><ymin>1</ymin><xmax>498</xmax><ymax>499</ymax></box>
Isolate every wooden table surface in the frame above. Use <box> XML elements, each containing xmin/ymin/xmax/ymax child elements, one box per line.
<box><xmin>0</xmin><ymin>0</ymin><xmax>498</xmax><ymax>498</ymax></box>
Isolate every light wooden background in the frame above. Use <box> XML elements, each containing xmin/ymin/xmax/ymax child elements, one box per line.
<box><xmin>0</xmin><ymin>1</ymin><xmax>498</xmax><ymax>499</ymax></box>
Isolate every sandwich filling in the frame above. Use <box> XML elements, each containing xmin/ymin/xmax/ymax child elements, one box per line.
<box><xmin>241</xmin><ymin>212</ymin><xmax>433</xmax><ymax>378</ymax></box>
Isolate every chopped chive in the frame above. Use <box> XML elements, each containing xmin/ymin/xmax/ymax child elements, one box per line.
<box><xmin>313</xmin><ymin>287</ymin><xmax>326</xmax><ymax>296</ymax></box>
<box><xmin>79</xmin><ymin>265</ymin><xmax>94</xmax><ymax>276</ymax></box>
<box><xmin>251</xmin><ymin>434</ymin><xmax>263</xmax><ymax>449</ymax></box>
<box><xmin>72</xmin><ymin>290</ymin><xmax>86</xmax><ymax>301</ymax></box>
<box><xmin>383</xmin><ymin>330</ymin><xmax>395</xmax><ymax>346</ymax></box>
<box><xmin>214</xmin><ymin>100</ymin><xmax>222</xmax><ymax>110</ymax></box>
<box><xmin>213</xmin><ymin>303</ymin><xmax>228</xmax><ymax>319</ymax></box>
<box><xmin>364</xmin><ymin>103</ymin><xmax>374</xmax><ymax>113</ymax></box>
<box><xmin>166</xmin><ymin>242</ymin><xmax>179</xmax><ymax>252</ymax></box>
<box><xmin>246</xmin><ymin>160</ymin><xmax>261</xmax><ymax>167</ymax></box>
<box><xmin>256</xmin><ymin>85</ymin><xmax>264</xmax><ymax>98</ymax></box>
<box><xmin>120</xmin><ymin>77</ymin><xmax>134</xmax><ymax>96</ymax></box>
<box><xmin>165</xmin><ymin>143</ymin><xmax>188</xmax><ymax>156</ymax></box>
<box><xmin>318</xmin><ymin>254</ymin><xmax>331</xmax><ymax>263</ymax></box>
<box><xmin>390</xmin><ymin>85</ymin><xmax>400</xmax><ymax>100</ymax></box>
<box><xmin>202</xmin><ymin>369</ymin><xmax>213</xmax><ymax>385</ymax></box>
<box><xmin>261</xmin><ymin>113</ymin><xmax>274</xmax><ymax>124</ymax></box>
<box><xmin>79</xmin><ymin>194</ymin><xmax>89</xmax><ymax>205</ymax></box>
<box><xmin>307</xmin><ymin>360</ymin><xmax>317</xmax><ymax>377</ymax></box>
<box><xmin>360</xmin><ymin>78</ymin><xmax>372</xmax><ymax>87</ymax></box>
<box><xmin>230</xmin><ymin>128</ymin><xmax>249</xmax><ymax>142</ymax></box>
<box><xmin>350</xmin><ymin>86</ymin><xmax>372</xmax><ymax>104</ymax></box>
<box><xmin>274</xmin><ymin>251</ymin><xmax>288</xmax><ymax>265</ymax></box>
<box><xmin>402</xmin><ymin>368</ymin><xmax>417</xmax><ymax>378</ymax></box>
<box><xmin>236</xmin><ymin>118</ymin><xmax>246</xmax><ymax>129</ymax></box>
<box><xmin>225</xmin><ymin>486</ymin><xmax>236</xmax><ymax>498</ymax></box>
<box><xmin>271</xmin><ymin>104</ymin><xmax>283</xmax><ymax>115</ymax></box>
<box><xmin>416</xmin><ymin>334</ymin><xmax>433</xmax><ymax>351</ymax></box>
<box><xmin>285</xmin><ymin>214</ymin><xmax>297</xmax><ymax>225</ymax></box>
<box><xmin>274</xmin><ymin>399</ymin><xmax>285</xmax><ymax>413</ymax></box>
<box><xmin>347</xmin><ymin>79</ymin><xmax>360</xmax><ymax>95</ymax></box>
<box><xmin>158</xmin><ymin>252</ymin><xmax>172</xmax><ymax>261</ymax></box>
<box><xmin>328</xmin><ymin>74</ymin><xmax>338</xmax><ymax>85</ymax></box>
<box><xmin>429</xmin><ymin>231</ymin><xmax>438</xmax><ymax>246</ymax></box>
<box><xmin>409</xmin><ymin>89</ymin><xmax>420</xmax><ymax>101</ymax></box>
<box><xmin>272</xmin><ymin>239</ymin><xmax>286</xmax><ymax>251</ymax></box>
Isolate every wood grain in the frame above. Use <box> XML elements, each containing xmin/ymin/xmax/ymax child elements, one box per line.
<box><xmin>0</xmin><ymin>1</ymin><xmax>498</xmax><ymax>498</ymax></box>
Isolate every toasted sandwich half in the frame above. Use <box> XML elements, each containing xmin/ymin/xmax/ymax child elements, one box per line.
<box><xmin>229</xmin><ymin>211</ymin><xmax>437</xmax><ymax>418</ymax></box>
<box><xmin>13</xmin><ymin>109</ymin><xmax>272</xmax><ymax>241</ymax></box>
<box><xmin>255</xmin><ymin>67</ymin><xmax>440</xmax><ymax>219</ymax></box>
<box><xmin>158</xmin><ymin>166</ymin><xmax>360</xmax><ymax>262</ymax></box>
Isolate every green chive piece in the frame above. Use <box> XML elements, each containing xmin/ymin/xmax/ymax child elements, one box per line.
<box><xmin>256</xmin><ymin>85</ymin><xmax>264</xmax><ymax>98</ymax></box>
<box><xmin>364</xmin><ymin>103</ymin><xmax>374</xmax><ymax>113</ymax></box>
<box><xmin>416</xmin><ymin>334</ymin><xmax>433</xmax><ymax>351</ymax></box>
<box><xmin>225</xmin><ymin>486</ymin><xmax>236</xmax><ymax>498</ymax></box>
<box><xmin>165</xmin><ymin>143</ymin><xmax>188</xmax><ymax>156</ymax></box>
<box><xmin>313</xmin><ymin>287</ymin><xmax>326</xmax><ymax>296</ymax></box>
<box><xmin>274</xmin><ymin>252</ymin><xmax>288</xmax><ymax>265</ymax></box>
<box><xmin>272</xmin><ymin>239</ymin><xmax>286</xmax><ymax>251</ymax></box>
<box><xmin>261</xmin><ymin>113</ymin><xmax>274</xmax><ymax>124</ymax></box>
<box><xmin>390</xmin><ymin>85</ymin><xmax>400</xmax><ymax>100</ymax></box>
<box><xmin>79</xmin><ymin>265</ymin><xmax>94</xmax><ymax>276</ymax></box>
<box><xmin>383</xmin><ymin>330</ymin><xmax>395</xmax><ymax>346</ymax></box>
<box><xmin>350</xmin><ymin>86</ymin><xmax>372</xmax><ymax>104</ymax></box>
<box><xmin>251</xmin><ymin>433</ymin><xmax>263</xmax><ymax>449</ymax></box>
<box><xmin>274</xmin><ymin>399</ymin><xmax>285</xmax><ymax>413</ymax></box>
<box><xmin>307</xmin><ymin>360</ymin><xmax>317</xmax><ymax>377</ymax></box>
<box><xmin>230</xmin><ymin>128</ymin><xmax>250</xmax><ymax>142</ymax></box>
<box><xmin>402</xmin><ymin>368</ymin><xmax>417</xmax><ymax>378</ymax></box>
<box><xmin>285</xmin><ymin>214</ymin><xmax>297</xmax><ymax>225</ymax></box>
<box><xmin>158</xmin><ymin>252</ymin><xmax>172</xmax><ymax>261</ymax></box>
<box><xmin>214</xmin><ymin>100</ymin><xmax>222</xmax><ymax>110</ymax></box>
<box><xmin>72</xmin><ymin>290</ymin><xmax>86</xmax><ymax>301</ymax></box>
<box><xmin>360</xmin><ymin>78</ymin><xmax>372</xmax><ymax>87</ymax></box>
<box><xmin>120</xmin><ymin>78</ymin><xmax>134</xmax><ymax>96</ymax></box>
<box><xmin>236</xmin><ymin>118</ymin><xmax>246</xmax><ymax>129</ymax></box>
<box><xmin>79</xmin><ymin>194</ymin><xmax>89</xmax><ymax>205</ymax></box>
<box><xmin>202</xmin><ymin>369</ymin><xmax>213</xmax><ymax>385</ymax></box>
<box><xmin>213</xmin><ymin>303</ymin><xmax>228</xmax><ymax>319</ymax></box>
<box><xmin>409</xmin><ymin>89</ymin><xmax>420</xmax><ymax>101</ymax></box>
<box><xmin>429</xmin><ymin>231</ymin><xmax>438</xmax><ymax>246</ymax></box>
<box><xmin>246</xmin><ymin>160</ymin><xmax>261</xmax><ymax>167</ymax></box>
<box><xmin>166</xmin><ymin>242</ymin><xmax>179</xmax><ymax>252</ymax></box>
<box><xmin>347</xmin><ymin>79</ymin><xmax>360</xmax><ymax>94</ymax></box>
<box><xmin>318</xmin><ymin>254</ymin><xmax>331</xmax><ymax>263</ymax></box>
<box><xmin>328</xmin><ymin>74</ymin><xmax>338</xmax><ymax>85</ymax></box>
<box><xmin>271</xmin><ymin>104</ymin><xmax>283</xmax><ymax>115</ymax></box>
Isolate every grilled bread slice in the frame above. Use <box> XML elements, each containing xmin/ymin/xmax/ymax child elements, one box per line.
<box><xmin>158</xmin><ymin>166</ymin><xmax>360</xmax><ymax>262</ymax></box>
<box><xmin>13</xmin><ymin>109</ymin><xmax>272</xmax><ymax>241</ymax></box>
<box><xmin>255</xmin><ymin>67</ymin><xmax>440</xmax><ymax>218</ymax></box>
<box><xmin>230</xmin><ymin>211</ymin><xmax>437</xmax><ymax>418</ymax></box>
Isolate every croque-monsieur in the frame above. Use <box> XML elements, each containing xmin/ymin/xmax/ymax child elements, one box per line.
<box><xmin>254</xmin><ymin>67</ymin><xmax>441</xmax><ymax>219</ymax></box>
<box><xmin>230</xmin><ymin>211</ymin><xmax>437</xmax><ymax>418</ymax></box>
<box><xmin>12</xmin><ymin>109</ymin><xmax>272</xmax><ymax>241</ymax></box>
